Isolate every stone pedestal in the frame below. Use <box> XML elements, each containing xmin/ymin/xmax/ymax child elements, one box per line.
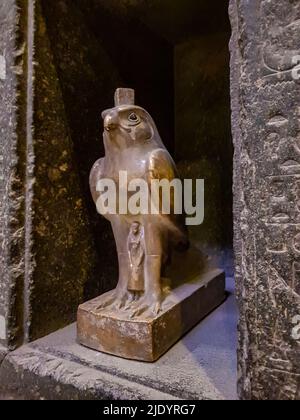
<box><xmin>77</xmin><ymin>269</ymin><xmax>226</xmax><ymax>362</ymax></box>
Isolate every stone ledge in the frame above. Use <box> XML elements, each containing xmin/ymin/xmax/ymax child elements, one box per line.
<box><xmin>0</xmin><ymin>347</ymin><xmax>178</xmax><ymax>400</ymax></box>
<box><xmin>0</xmin><ymin>279</ymin><xmax>237</xmax><ymax>400</ymax></box>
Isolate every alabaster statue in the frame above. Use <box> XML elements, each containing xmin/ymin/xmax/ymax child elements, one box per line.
<box><xmin>89</xmin><ymin>88</ymin><xmax>189</xmax><ymax>317</ymax></box>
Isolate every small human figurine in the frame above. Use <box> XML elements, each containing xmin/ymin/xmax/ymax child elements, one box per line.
<box><xmin>127</xmin><ymin>222</ymin><xmax>145</xmax><ymax>294</ymax></box>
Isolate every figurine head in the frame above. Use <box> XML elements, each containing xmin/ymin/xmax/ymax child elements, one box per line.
<box><xmin>131</xmin><ymin>222</ymin><xmax>141</xmax><ymax>236</ymax></box>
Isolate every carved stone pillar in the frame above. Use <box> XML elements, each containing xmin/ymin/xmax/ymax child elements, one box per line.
<box><xmin>0</xmin><ymin>0</ymin><xmax>27</xmax><ymax>351</ymax></box>
<box><xmin>230</xmin><ymin>0</ymin><xmax>300</xmax><ymax>400</ymax></box>
<box><xmin>0</xmin><ymin>0</ymin><xmax>101</xmax><ymax>350</ymax></box>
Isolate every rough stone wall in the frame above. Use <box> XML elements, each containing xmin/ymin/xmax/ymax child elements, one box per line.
<box><xmin>0</xmin><ymin>0</ymin><xmax>28</xmax><ymax>350</ymax></box>
<box><xmin>0</xmin><ymin>0</ymin><xmax>177</xmax><ymax>347</ymax></box>
<box><xmin>38</xmin><ymin>0</ymin><xmax>124</xmax><ymax>305</ymax></box>
<box><xmin>230</xmin><ymin>0</ymin><xmax>300</xmax><ymax>400</ymax></box>
<box><xmin>27</xmin><ymin>0</ymin><xmax>101</xmax><ymax>340</ymax></box>
<box><xmin>0</xmin><ymin>0</ymin><xmax>107</xmax><ymax>346</ymax></box>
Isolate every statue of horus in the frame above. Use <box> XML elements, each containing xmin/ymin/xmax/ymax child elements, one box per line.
<box><xmin>90</xmin><ymin>89</ymin><xmax>189</xmax><ymax>318</ymax></box>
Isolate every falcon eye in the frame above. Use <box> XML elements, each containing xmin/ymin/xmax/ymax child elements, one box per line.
<box><xmin>128</xmin><ymin>113</ymin><xmax>139</xmax><ymax>123</ymax></box>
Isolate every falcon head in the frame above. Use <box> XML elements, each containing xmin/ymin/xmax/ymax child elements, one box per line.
<box><xmin>102</xmin><ymin>105</ymin><xmax>164</xmax><ymax>151</ymax></box>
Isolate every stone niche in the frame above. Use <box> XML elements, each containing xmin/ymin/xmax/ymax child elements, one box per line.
<box><xmin>1</xmin><ymin>0</ymin><xmax>300</xmax><ymax>402</ymax></box>
<box><xmin>0</xmin><ymin>0</ymin><xmax>234</xmax><ymax>399</ymax></box>
<box><xmin>28</xmin><ymin>0</ymin><xmax>232</xmax><ymax>341</ymax></box>
<box><xmin>40</xmin><ymin>0</ymin><xmax>233</xmax><ymax>267</ymax></box>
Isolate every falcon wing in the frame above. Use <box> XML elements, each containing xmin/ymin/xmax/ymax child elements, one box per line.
<box><xmin>89</xmin><ymin>158</ymin><xmax>105</xmax><ymax>204</ymax></box>
<box><xmin>146</xmin><ymin>149</ymin><xmax>189</xmax><ymax>249</ymax></box>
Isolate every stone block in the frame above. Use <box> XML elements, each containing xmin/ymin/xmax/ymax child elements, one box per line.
<box><xmin>0</xmin><ymin>278</ymin><xmax>237</xmax><ymax>400</ymax></box>
<box><xmin>78</xmin><ymin>269</ymin><xmax>225</xmax><ymax>362</ymax></box>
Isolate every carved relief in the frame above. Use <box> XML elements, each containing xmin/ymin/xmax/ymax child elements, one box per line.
<box><xmin>231</xmin><ymin>0</ymin><xmax>300</xmax><ymax>399</ymax></box>
<box><xmin>294</xmin><ymin>181</ymin><xmax>300</xmax><ymax>212</ymax></box>
<box><xmin>266</xmin><ymin>225</ymin><xmax>288</xmax><ymax>254</ymax></box>
<box><xmin>292</xmin><ymin>262</ymin><xmax>300</xmax><ymax>296</ymax></box>
<box><xmin>127</xmin><ymin>222</ymin><xmax>145</xmax><ymax>293</ymax></box>
<box><xmin>256</xmin><ymin>77</ymin><xmax>300</xmax><ymax>397</ymax></box>
<box><xmin>261</xmin><ymin>0</ymin><xmax>300</xmax><ymax>82</ymax></box>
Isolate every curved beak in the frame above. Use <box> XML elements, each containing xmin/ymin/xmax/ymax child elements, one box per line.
<box><xmin>102</xmin><ymin>109</ymin><xmax>118</xmax><ymax>132</ymax></box>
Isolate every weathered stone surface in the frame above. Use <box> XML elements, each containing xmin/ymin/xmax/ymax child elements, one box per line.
<box><xmin>0</xmin><ymin>347</ymin><xmax>179</xmax><ymax>400</ymax></box>
<box><xmin>0</xmin><ymin>346</ymin><xmax>7</xmax><ymax>365</ymax></box>
<box><xmin>0</xmin><ymin>279</ymin><xmax>237</xmax><ymax>400</ymax></box>
<box><xmin>25</xmin><ymin>0</ymin><xmax>102</xmax><ymax>341</ymax></box>
<box><xmin>230</xmin><ymin>0</ymin><xmax>300</xmax><ymax>400</ymax></box>
<box><xmin>0</xmin><ymin>0</ymin><xmax>115</xmax><ymax>347</ymax></box>
<box><xmin>39</xmin><ymin>0</ymin><xmax>121</xmax><ymax>301</ymax></box>
<box><xmin>78</xmin><ymin>270</ymin><xmax>225</xmax><ymax>362</ymax></box>
<box><xmin>0</xmin><ymin>0</ymin><xmax>28</xmax><ymax>350</ymax></box>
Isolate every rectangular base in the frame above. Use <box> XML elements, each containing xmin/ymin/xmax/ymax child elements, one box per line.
<box><xmin>77</xmin><ymin>269</ymin><xmax>226</xmax><ymax>362</ymax></box>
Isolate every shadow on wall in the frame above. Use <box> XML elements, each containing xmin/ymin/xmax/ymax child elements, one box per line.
<box><xmin>175</xmin><ymin>33</ymin><xmax>233</xmax><ymax>275</ymax></box>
